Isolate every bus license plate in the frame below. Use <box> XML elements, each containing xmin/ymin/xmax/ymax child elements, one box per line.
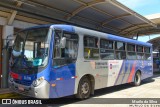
<box><xmin>18</xmin><ymin>86</ymin><xmax>24</xmax><ymax>91</ymax></box>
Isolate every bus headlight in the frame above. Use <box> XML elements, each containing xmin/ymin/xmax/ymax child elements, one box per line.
<box><xmin>32</xmin><ymin>77</ymin><xmax>44</xmax><ymax>87</ymax></box>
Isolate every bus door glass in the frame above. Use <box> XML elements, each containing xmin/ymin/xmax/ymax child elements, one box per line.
<box><xmin>53</xmin><ymin>30</ymin><xmax>78</xmax><ymax>67</ymax></box>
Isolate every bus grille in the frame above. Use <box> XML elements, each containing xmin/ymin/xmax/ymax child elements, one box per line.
<box><xmin>14</xmin><ymin>79</ymin><xmax>32</xmax><ymax>86</ymax></box>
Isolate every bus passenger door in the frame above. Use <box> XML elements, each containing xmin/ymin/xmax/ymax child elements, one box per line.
<box><xmin>50</xmin><ymin>30</ymin><xmax>79</xmax><ymax>98</ymax></box>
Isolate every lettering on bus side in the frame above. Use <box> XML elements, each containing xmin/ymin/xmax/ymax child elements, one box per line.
<box><xmin>95</xmin><ymin>62</ymin><xmax>108</xmax><ymax>69</ymax></box>
<box><xmin>109</xmin><ymin>64</ymin><xmax>119</xmax><ymax>69</ymax></box>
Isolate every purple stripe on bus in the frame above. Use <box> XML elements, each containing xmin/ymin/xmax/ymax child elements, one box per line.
<box><xmin>114</xmin><ymin>61</ymin><xmax>124</xmax><ymax>85</ymax></box>
<box><xmin>120</xmin><ymin>61</ymin><xmax>131</xmax><ymax>84</ymax></box>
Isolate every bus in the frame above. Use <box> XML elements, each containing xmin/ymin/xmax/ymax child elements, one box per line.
<box><xmin>8</xmin><ymin>24</ymin><xmax>153</xmax><ymax>99</ymax></box>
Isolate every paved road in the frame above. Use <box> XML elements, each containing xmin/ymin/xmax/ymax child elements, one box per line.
<box><xmin>1</xmin><ymin>74</ymin><xmax>160</xmax><ymax>107</ymax></box>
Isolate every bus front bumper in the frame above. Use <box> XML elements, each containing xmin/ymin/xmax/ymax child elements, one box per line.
<box><xmin>8</xmin><ymin>79</ymin><xmax>50</xmax><ymax>98</ymax></box>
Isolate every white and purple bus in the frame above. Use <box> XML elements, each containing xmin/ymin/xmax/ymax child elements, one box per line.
<box><xmin>8</xmin><ymin>24</ymin><xmax>153</xmax><ymax>99</ymax></box>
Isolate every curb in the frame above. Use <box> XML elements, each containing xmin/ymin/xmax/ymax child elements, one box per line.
<box><xmin>0</xmin><ymin>88</ymin><xmax>12</xmax><ymax>95</ymax></box>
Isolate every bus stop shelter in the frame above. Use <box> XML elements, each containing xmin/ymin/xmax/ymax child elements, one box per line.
<box><xmin>0</xmin><ymin>0</ymin><xmax>157</xmax><ymax>36</ymax></box>
<box><xmin>0</xmin><ymin>0</ymin><xmax>158</xmax><ymax>88</ymax></box>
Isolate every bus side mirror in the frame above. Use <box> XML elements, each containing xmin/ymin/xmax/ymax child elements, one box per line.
<box><xmin>60</xmin><ymin>37</ymin><xmax>66</xmax><ymax>48</ymax></box>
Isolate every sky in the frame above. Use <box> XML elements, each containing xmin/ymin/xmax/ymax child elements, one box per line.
<box><xmin>117</xmin><ymin>0</ymin><xmax>160</xmax><ymax>42</ymax></box>
<box><xmin>117</xmin><ymin>0</ymin><xmax>160</xmax><ymax>16</ymax></box>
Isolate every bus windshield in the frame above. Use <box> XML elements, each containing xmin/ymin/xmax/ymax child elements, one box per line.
<box><xmin>11</xmin><ymin>27</ymin><xmax>51</xmax><ymax>70</ymax></box>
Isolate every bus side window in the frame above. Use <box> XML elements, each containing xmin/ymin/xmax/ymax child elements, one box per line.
<box><xmin>100</xmin><ymin>39</ymin><xmax>114</xmax><ymax>60</ymax></box>
<box><xmin>137</xmin><ymin>45</ymin><xmax>144</xmax><ymax>60</ymax></box>
<box><xmin>84</xmin><ymin>36</ymin><xmax>99</xmax><ymax>59</ymax></box>
<box><xmin>115</xmin><ymin>41</ymin><xmax>126</xmax><ymax>60</ymax></box>
<box><xmin>127</xmin><ymin>44</ymin><xmax>136</xmax><ymax>60</ymax></box>
<box><xmin>144</xmin><ymin>47</ymin><xmax>151</xmax><ymax>60</ymax></box>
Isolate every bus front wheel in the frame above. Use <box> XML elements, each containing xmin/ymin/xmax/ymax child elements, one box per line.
<box><xmin>76</xmin><ymin>77</ymin><xmax>91</xmax><ymax>99</ymax></box>
<box><xmin>133</xmin><ymin>71</ymin><xmax>141</xmax><ymax>86</ymax></box>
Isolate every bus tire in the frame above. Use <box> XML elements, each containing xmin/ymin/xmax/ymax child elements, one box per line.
<box><xmin>76</xmin><ymin>77</ymin><xmax>91</xmax><ymax>99</ymax></box>
<box><xmin>133</xmin><ymin>71</ymin><xmax>141</xmax><ymax>86</ymax></box>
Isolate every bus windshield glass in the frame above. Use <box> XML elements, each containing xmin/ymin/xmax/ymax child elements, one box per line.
<box><xmin>11</xmin><ymin>27</ymin><xmax>51</xmax><ymax>69</ymax></box>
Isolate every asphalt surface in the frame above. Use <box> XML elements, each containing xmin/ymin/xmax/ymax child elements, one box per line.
<box><xmin>0</xmin><ymin>73</ymin><xmax>160</xmax><ymax>107</ymax></box>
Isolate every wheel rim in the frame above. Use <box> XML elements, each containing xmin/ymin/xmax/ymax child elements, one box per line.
<box><xmin>135</xmin><ymin>73</ymin><xmax>140</xmax><ymax>84</ymax></box>
<box><xmin>81</xmin><ymin>82</ymin><xmax>89</xmax><ymax>94</ymax></box>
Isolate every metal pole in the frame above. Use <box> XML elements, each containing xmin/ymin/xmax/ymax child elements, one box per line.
<box><xmin>159</xmin><ymin>49</ymin><xmax>160</xmax><ymax>72</ymax></box>
<box><xmin>1</xmin><ymin>40</ymin><xmax>9</xmax><ymax>88</ymax></box>
<box><xmin>0</xmin><ymin>27</ymin><xmax>2</xmax><ymax>88</ymax></box>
